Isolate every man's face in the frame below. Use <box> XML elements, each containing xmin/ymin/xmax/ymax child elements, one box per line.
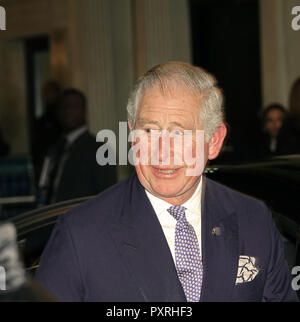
<box><xmin>43</xmin><ymin>84</ymin><xmax>60</xmax><ymax>109</ymax></box>
<box><xmin>131</xmin><ymin>84</ymin><xmax>224</xmax><ymax>205</ymax></box>
<box><xmin>60</xmin><ymin>94</ymin><xmax>86</xmax><ymax>132</ymax></box>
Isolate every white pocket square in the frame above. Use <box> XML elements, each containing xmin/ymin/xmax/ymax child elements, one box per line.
<box><xmin>235</xmin><ymin>255</ymin><xmax>259</xmax><ymax>284</ymax></box>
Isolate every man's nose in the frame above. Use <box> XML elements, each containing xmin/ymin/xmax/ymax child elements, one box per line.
<box><xmin>158</xmin><ymin>132</ymin><xmax>173</xmax><ymax>164</ymax></box>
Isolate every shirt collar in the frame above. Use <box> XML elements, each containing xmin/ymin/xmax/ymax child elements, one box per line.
<box><xmin>65</xmin><ymin>125</ymin><xmax>87</xmax><ymax>146</ymax></box>
<box><xmin>182</xmin><ymin>177</ymin><xmax>202</xmax><ymax>215</ymax></box>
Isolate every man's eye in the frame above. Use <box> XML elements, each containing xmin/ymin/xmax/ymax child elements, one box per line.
<box><xmin>145</xmin><ymin>128</ymin><xmax>160</xmax><ymax>134</ymax></box>
<box><xmin>173</xmin><ymin>130</ymin><xmax>184</xmax><ymax>136</ymax></box>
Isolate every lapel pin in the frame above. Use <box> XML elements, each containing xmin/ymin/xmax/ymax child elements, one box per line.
<box><xmin>212</xmin><ymin>227</ymin><xmax>221</xmax><ymax>236</ymax></box>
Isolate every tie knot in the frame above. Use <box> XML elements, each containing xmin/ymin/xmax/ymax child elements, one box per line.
<box><xmin>167</xmin><ymin>205</ymin><xmax>186</xmax><ymax>221</ymax></box>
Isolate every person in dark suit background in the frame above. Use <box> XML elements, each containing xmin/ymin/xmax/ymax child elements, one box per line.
<box><xmin>36</xmin><ymin>62</ymin><xmax>297</xmax><ymax>302</ymax></box>
<box><xmin>38</xmin><ymin>88</ymin><xmax>117</xmax><ymax>205</ymax></box>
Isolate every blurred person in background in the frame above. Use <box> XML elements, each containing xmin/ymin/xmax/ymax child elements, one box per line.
<box><xmin>245</xmin><ymin>103</ymin><xmax>299</xmax><ymax>160</ymax></box>
<box><xmin>235</xmin><ymin>104</ymin><xmax>290</xmax><ymax>161</ymax></box>
<box><xmin>38</xmin><ymin>88</ymin><xmax>117</xmax><ymax>205</ymax></box>
<box><xmin>256</xmin><ymin>104</ymin><xmax>289</xmax><ymax>158</ymax></box>
<box><xmin>32</xmin><ymin>80</ymin><xmax>62</xmax><ymax>180</ymax></box>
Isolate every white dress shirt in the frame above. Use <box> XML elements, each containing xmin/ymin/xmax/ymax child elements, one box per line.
<box><xmin>145</xmin><ymin>177</ymin><xmax>202</xmax><ymax>262</ymax></box>
<box><xmin>65</xmin><ymin>125</ymin><xmax>88</xmax><ymax>147</ymax></box>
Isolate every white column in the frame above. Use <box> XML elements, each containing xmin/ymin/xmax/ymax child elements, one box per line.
<box><xmin>68</xmin><ymin>0</ymin><xmax>117</xmax><ymax>134</ymax></box>
<box><xmin>260</xmin><ymin>0</ymin><xmax>300</xmax><ymax>108</ymax></box>
<box><xmin>68</xmin><ymin>0</ymin><xmax>135</xmax><ymax>180</ymax></box>
<box><xmin>132</xmin><ymin>0</ymin><xmax>192</xmax><ymax>77</ymax></box>
<box><xmin>0</xmin><ymin>40</ymin><xmax>29</xmax><ymax>154</ymax></box>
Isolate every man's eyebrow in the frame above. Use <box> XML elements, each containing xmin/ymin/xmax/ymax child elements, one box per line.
<box><xmin>136</xmin><ymin>118</ymin><xmax>188</xmax><ymax>129</ymax></box>
<box><xmin>135</xmin><ymin>118</ymin><xmax>160</xmax><ymax>126</ymax></box>
<box><xmin>169</xmin><ymin>121</ymin><xmax>186</xmax><ymax>128</ymax></box>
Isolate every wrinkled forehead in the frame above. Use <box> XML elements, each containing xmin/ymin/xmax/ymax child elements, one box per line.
<box><xmin>138</xmin><ymin>78</ymin><xmax>203</xmax><ymax>110</ymax></box>
<box><xmin>143</xmin><ymin>76</ymin><xmax>201</xmax><ymax>97</ymax></box>
<box><xmin>135</xmin><ymin>80</ymin><xmax>203</xmax><ymax>130</ymax></box>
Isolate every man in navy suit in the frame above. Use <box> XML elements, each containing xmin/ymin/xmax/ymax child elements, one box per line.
<box><xmin>35</xmin><ymin>62</ymin><xmax>298</xmax><ymax>302</ymax></box>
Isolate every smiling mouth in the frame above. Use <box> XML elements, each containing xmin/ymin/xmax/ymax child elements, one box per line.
<box><xmin>152</xmin><ymin>167</ymin><xmax>182</xmax><ymax>176</ymax></box>
<box><xmin>157</xmin><ymin>169</ymin><xmax>178</xmax><ymax>174</ymax></box>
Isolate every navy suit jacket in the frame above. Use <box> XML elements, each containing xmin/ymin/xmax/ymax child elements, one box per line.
<box><xmin>35</xmin><ymin>173</ymin><xmax>298</xmax><ymax>301</ymax></box>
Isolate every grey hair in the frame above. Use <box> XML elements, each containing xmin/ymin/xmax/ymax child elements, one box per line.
<box><xmin>126</xmin><ymin>61</ymin><xmax>225</xmax><ymax>142</ymax></box>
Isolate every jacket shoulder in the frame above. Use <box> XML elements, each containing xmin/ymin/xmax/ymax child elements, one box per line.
<box><xmin>60</xmin><ymin>174</ymin><xmax>135</xmax><ymax>230</ymax></box>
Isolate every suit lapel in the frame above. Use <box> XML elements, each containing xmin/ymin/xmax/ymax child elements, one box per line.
<box><xmin>109</xmin><ymin>174</ymin><xmax>186</xmax><ymax>302</ymax></box>
<box><xmin>200</xmin><ymin>177</ymin><xmax>239</xmax><ymax>302</ymax></box>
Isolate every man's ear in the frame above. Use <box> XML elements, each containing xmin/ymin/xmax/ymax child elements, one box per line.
<box><xmin>128</xmin><ymin>121</ymin><xmax>135</xmax><ymax>147</ymax></box>
<box><xmin>208</xmin><ymin>123</ymin><xmax>227</xmax><ymax>160</ymax></box>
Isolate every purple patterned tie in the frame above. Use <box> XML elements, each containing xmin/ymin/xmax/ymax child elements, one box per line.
<box><xmin>167</xmin><ymin>205</ymin><xmax>203</xmax><ymax>302</ymax></box>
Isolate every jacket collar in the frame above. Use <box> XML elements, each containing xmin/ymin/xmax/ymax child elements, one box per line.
<box><xmin>110</xmin><ymin>173</ymin><xmax>186</xmax><ymax>301</ymax></box>
<box><xmin>200</xmin><ymin>176</ymin><xmax>239</xmax><ymax>301</ymax></box>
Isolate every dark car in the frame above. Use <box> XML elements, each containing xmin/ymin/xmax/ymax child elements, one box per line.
<box><xmin>4</xmin><ymin>155</ymin><xmax>300</xmax><ymax>285</ymax></box>
<box><xmin>8</xmin><ymin>196</ymin><xmax>92</xmax><ymax>275</ymax></box>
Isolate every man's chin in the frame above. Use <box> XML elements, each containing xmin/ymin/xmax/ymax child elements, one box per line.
<box><xmin>148</xmin><ymin>177</ymin><xmax>201</xmax><ymax>202</ymax></box>
<box><xmin>147</xmin><ymin>184</ymin><xmax>190</xmax><ymax>201</ymax></box>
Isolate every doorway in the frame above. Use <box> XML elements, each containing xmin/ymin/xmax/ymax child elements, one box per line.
<box><xmin>25</xmin><ymin>35</ymin><xmax>51</xmax><ymax>152</ymax></box>
<box><xmin>189</xmin><ymin>0</ymin><xmax>262</xmax><ymax>162</ymax></box>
